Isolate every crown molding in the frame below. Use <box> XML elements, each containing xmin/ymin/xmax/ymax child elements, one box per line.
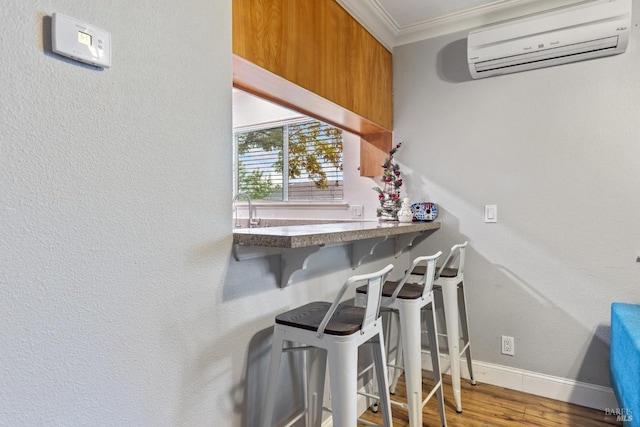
<box><xmin>335</xmin><ymin>0</ymin><xmax>398</xmax><ymax>50</ymax></box>
<box><xmin>336</xmin><ymin>0</ymin><xmax>583</xmax><ymax>49</ymax></box>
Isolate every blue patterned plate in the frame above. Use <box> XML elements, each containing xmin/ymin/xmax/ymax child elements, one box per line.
<box><xmin>410</xmin><ymin>202</ymin><xmax>438</xmax><ymax>221</ymax></box>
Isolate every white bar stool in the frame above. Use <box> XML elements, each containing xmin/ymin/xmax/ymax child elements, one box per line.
<box><xmin>357</xmin><ymin>253</ymin><xmax>447</xmax><ymax>427</ymax></box>
<box><xmin>262</xmin><ymin>264</ymin><xmax>395</xmax><ymax>427</ymax></box>
<box><xmin>411</xmin><ymin>241</ymin><xmax>475</xmax><ymax>413</ymax></box>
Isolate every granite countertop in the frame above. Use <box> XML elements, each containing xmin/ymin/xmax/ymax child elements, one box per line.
<box><xmin>233</xmin><ymin>221</ymin><xmax>441</xmax><ymax>248</ymax></box>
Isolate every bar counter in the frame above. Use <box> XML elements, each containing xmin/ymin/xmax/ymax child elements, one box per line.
<box><xmin>233</xmin><ymin>220</ymin><xmax>441</xmax><ymax>248</ymax></box>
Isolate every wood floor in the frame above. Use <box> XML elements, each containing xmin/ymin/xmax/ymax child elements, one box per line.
<box><xmin>358</xmin><ymin>373</ymin><xmax>622</xmax><ymax>427</ymax></box>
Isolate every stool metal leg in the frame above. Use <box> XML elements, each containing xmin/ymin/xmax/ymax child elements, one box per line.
<box><xmin>458</xmin><ymin>281</ymin><xmax>476</xmax><ymax>386</ymax></box>
<box><xmin>424</xmin><ymin>302</ymin><xmax>447</xmax><ymax>427</ymax></box>
<box><xmin>262</xmin><ymin>328</ymin><xmax>285</xmax><ymax>427</ymax></box>
<box><xmin>371</xmin><ymin>329</ymin><xmax>394</xmax><ymax>427</ymax></box>
<box><xmin>327</xmin><ymin>341</ymin><xmax>358</xmax><ymax>427</ymax></box>
<box><xmin>397</xmin><ymin>301</ymin><xmax>424</xmax><ymax>427</ymax></box>
<box><xmin>441</xmin><ymin>279</ymin><xmax>463</xmax><ymax>413</ymax></box>
<box><xmin>389</xmin><ymin>311</ymin><xmax>404</xmax><ymax>395</ymax></box>
<box><xmin>307</xmin><ymin>347</ymin><xmax>327</xmax><ymax>426</ymax></box>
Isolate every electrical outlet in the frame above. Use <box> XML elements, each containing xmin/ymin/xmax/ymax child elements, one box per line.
<box><xmin>501</xmin><ymin>335</ymin><xmax>515</xmax><ymax>356</ymax></box>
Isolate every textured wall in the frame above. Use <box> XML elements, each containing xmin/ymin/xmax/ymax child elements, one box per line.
<box><xmin>0</xmin><ymin>0</ymin><xmax>237</xmax><ymax>424</ymax></box>
<box><xmin>393</xmin><ymin>6</ymin><xmax>640</xmax><ymax>387</ymax></box>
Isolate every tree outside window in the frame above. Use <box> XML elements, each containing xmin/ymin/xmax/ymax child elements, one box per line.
<box><xmin>235</xmin><ymin>119</ymin><xmax>343</xmax><ymax>201</ymax></box>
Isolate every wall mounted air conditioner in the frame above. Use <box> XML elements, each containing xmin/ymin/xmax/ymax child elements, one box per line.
<box><xmin>467</xmin><ymin>0</ymin><xmax>631</xmax><ymax>79</ymax></box>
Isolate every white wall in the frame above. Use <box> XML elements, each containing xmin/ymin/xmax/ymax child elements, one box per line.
<box><xmin>393</xmin><ymin>5</ymin><xmax>640</xmax><ymax>389</ymax></box>
<box><xmin>233</xmin><ymin>89</ymin><xmax>304</xmax><ymax>127</ymax></box>
<box><xmin>0</xmin><ymin>2</ymin><xmax>403</xmax><ymax>425</ymax></box>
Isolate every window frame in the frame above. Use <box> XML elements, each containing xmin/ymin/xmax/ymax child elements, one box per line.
<box><xmin>233</xmin><ymin>117</ymin><xmax>344</xmax><ymax>204</ymax></box>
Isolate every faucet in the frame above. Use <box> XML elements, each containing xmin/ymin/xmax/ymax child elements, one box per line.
<box><xmin>233</xmin><ymin>192</ymin><xmax>256</xmax><ymax>228</ymax></box>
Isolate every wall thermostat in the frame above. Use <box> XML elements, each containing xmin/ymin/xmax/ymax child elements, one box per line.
<box><xmin>52</xmin><ymin>13</ymin><xmax>111</xmax><ymax>68</ymax></box>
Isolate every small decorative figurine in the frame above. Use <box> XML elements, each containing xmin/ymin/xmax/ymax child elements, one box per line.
<box><xmin>398</xmin><ymin>198</ymin><xmax>413</xmax><ymax>223</ymax></box>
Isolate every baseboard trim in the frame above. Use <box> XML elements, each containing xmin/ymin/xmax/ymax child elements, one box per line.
<box><xmin>421</xmin><ymin>352</ymin><xmax>619</xmax><ymax>411</ymax></box>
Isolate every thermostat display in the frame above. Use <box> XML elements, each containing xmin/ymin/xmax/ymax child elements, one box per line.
<box><xmin>52</xmin><ymin>13</ymin><xmax>111</xmax><ymax>68</ymax></box>
<box><xmin>77</xmin><ymin>31</ymin><xmax>92</xmax><ymax>46</ymax></box>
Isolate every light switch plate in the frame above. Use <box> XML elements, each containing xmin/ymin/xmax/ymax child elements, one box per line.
<box><xmin>485</xmin><ymin>204</ymin><xmax>497</xmax><ymax>223</ymax></box>
<box><xmin>351</xmin><ymin>205</ymin><xmax>364</xmax><ymax>218</ymax></box>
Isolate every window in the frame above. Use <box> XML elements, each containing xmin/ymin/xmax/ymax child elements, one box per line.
<box><xmin>234</xmin><ymin>119</ymin><xmax>343</xmax><ymax>201</ymax></box>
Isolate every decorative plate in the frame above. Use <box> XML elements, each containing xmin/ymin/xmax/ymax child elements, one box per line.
<box><xmin>410</xmin><ymin>202</ymin><xmax>438</xmax><ymax>221</ymax></box>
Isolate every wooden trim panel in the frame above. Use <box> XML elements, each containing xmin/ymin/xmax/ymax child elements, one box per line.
<box><xmin>233</xmin><ymin>0</ymin><xmax>392</xmax><ymax>130</ymax></box>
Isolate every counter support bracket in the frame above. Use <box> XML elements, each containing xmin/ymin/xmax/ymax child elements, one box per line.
<box><xmin>394</xmin><ymin>231</ymin><xmax>423</xmax><ymax>258</ymax></box>
<box><xmin>280</xmin><ymin>246</ymin><xmax>324</xmax><ymax>288</ymax></box>
<box><xmin>351</xmin><ymin>236</ymin><xmax>389</xmax><ymax>269</ymax></box>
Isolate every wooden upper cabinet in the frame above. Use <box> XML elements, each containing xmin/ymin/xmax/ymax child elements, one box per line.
<box><xmin>233</xmin><ymin>0</ymin><xmax>393</xmax><ymax>176</ymax></box>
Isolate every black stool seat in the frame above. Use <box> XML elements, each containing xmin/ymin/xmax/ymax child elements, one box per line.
<box><xmin>356</xmin><ymin>280</ymin><xmax>425</xmax><ymax>300</ymax></box>
<box><xmin>275</xmin><ymin>302</ymin><xmax>367</xmax><ymax>336</ymax></box>
<box><xmin>412</xmin><ymin>265</ymin><xmax>458</xmax><ymax>278</ymax></box>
